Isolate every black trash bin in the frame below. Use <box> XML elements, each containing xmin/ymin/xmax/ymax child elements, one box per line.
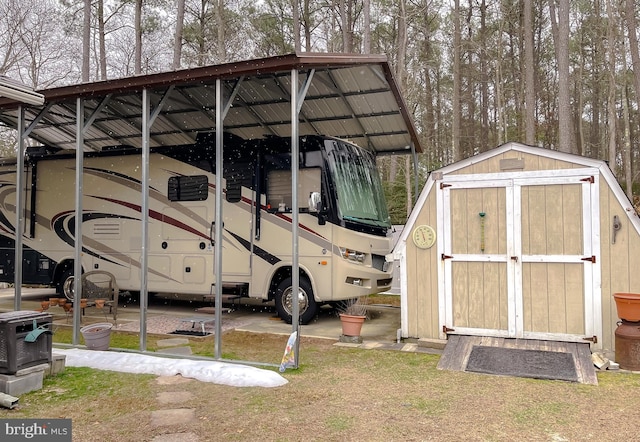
<box><xmin>0</xmin><ymin>311</ymin><xmax>52</xmax><ymax>375</ymax></box>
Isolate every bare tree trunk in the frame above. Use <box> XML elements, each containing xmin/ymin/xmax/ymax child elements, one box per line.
<box><xmin>524</xmin><ymin>0</ymin><xmax>535</xmax><ymax>145</ymax></box>
<box><xmin>452</xmin><ymin>0</ymin><xmax>461</xmax><ymax>163</ymax></box>
<box><xmin>293</xmin><ymin>0</ymin><xmax>301</xmax><ymax>52</ymax></box>
<box><xmin>303</xmin><ymin>0</ymin><xmax>312</xmax><ymax>51</ymax></box>
<box><xmin>549</xmin><ymin>0</ymin><xmax>572</xmax><ymax>153</ymax></box>
<box><xmin>479</xmin><ymin>0</ymin><xmax>488</xmax><ymax>151</ymax></box>
<box><xmin>592</xmin><ymin>0</ymin><xmax>604</xmax><ymax>158</ymax></box>
<box><xmin>396</xmin><ymin>0</ymin><xmax>411</xmax><ymax>214</ymax></box>
<box><xmin>495</xmin><ymin>11</ymin><xmax>505</xmax><ymax>145</ymax></box>
<box><xmin>606</xmin><ymin>0</ymin><xmax>618</xmax><ymax>174</ymax></box>
<box><xmin>340</xmin><ymin>0</ymin><xmax>350</xmax><ymax>52</ymax></box>
<box><xmin>97</xmin><ymin>0</ymin><xmax>107</xmax><ymax>80</ymax></box>
<box><xmin>217</xmin><ymin>0</ymin><xmax>225</xmax><ymax>62</ymax></box>
<box><xmin>576</xmin><ymin>46</ymin><xmax>584</xmax><ymax>156</ymax></box>
<box><xmin>363</xmin><ymin>0</ymin><xmax>370</xmax><ymax>54</ymax></box>
<box><xmin>623</xmin><ymin>83</ymin><xmax>633</xmax><ymax>199</ymax></box>
<box><xmin>172</xmin><ymin>0</ymin><xmax>185</xmax><ymax>69</ymax></box>
<box><xmin>82</xmin><ymin>0</ymin><xmax>90</xmax><ymax>82</ymax></box>
<box><xmin>625</xmin><ymin>0</ymin><xmax>640</xmax><ymax>191</ymax></box>
<box><xmin>134</xmin><ymin>0</ymin><xmax>142</xmax><ymax>75</ymax></box>
<box><xmin>397</xmin><ymin>0</ymin><xmax>407</xmax><ymax>89</ymax></box>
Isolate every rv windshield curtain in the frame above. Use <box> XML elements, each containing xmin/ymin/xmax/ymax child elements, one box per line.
<box><xmin>327</xmin><ymin>142</ymin><xmax>390</xmax><ymax>228</ymax></box>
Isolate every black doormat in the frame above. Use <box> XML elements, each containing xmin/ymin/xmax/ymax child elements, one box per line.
<box><xmin>169</xmin><ymin>330</ymin><xmax>212</xmax><ymax>337</ymax></box>
<box><xmin>465</xmin><ymin>345</ymin><xmax>578</xmax><ymax>382</ymax></box>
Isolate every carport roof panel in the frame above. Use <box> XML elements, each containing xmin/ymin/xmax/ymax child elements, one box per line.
<box><xmin>0</xmin><ymin>53</ymin><xmax>421</xmax><ymax>154</ymax></box>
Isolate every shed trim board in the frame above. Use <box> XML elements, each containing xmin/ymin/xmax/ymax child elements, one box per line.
<box><xmin>396</xmin><ymin>142</ymin><xmax>640</xmax><ymax>351</ymax></box>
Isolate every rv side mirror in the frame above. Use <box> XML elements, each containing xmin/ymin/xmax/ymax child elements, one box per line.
<box><xmin>308</xmin><ymin>191</ymin><xmax>321</xmax><ymax>212</ymax></box>
<box><xmin>309</xmin><ymin>191</ymin><xmax>326</xmax><ymax>225</ymax></box>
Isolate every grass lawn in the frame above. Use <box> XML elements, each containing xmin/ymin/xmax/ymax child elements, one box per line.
<box><xmin>1</xmin><ymin>328</ymin><xmax>640</xmax><ymax>441</ymax></box>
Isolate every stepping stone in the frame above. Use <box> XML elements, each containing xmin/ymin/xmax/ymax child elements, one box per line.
<box><xmin>155</xmin><ymin>375</ymin><xmax>192</xmax><ymax>386</ymax></box>
<box><xmin>150</xmin><ymin>408</ymin><xmax>196</xmax><ymax>427</ymax></box>
<box><xmin>157</xmin><ymin>391</ymin><xmax>194</xmax><ymax>405</ymax></box>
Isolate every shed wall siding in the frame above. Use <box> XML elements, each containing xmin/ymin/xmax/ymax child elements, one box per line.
<box><xmin>599</xmin><ymin>182</ymin><xmax>640</xmax><ymax>352</ymax></box>
<box><xmin>405</xmin><ymin>188</ymin><xmax>439</xmax><ymax>339</ymax></box>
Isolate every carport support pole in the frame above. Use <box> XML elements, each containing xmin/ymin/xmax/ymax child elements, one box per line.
<box><xmin>72</xmin><ymin>98</ymin><xmax>85</xmax><ymax>345</ymax></box>
<box><xmin>139</xmin><ymin>89</ymin><xmax>151</xmax><ymax>351</ymax></box>
<box><xmin>291</xmin><ymin>69</ymin><xmax>300</xmax><ymax>368</ymax></box>
<box><xmin>214</xmin><ymin>79</ymin><xmax>224</xmax><ymax>360</ymax></box>
<box><xmin>13</xmin><ymin>106</ymin><xmax>25</xmax><ymax>309</ymax></box>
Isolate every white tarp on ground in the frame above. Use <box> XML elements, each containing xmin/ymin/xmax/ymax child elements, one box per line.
<box><xmin>55</xmin><ymin>348</ymin><xmax>288</xmax><ymax>388</ymax></box>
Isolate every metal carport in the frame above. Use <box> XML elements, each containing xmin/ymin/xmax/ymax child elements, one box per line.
<box><xmin>0</xmin><ymin>52</ymin><xmax>422</xmax><ymax>366</ymax></box>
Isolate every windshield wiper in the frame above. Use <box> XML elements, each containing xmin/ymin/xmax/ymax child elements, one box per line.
<box><xmin>344</xmin><ymin>215</ymin><xmax>388</xmax><ymax>225</ymax></box>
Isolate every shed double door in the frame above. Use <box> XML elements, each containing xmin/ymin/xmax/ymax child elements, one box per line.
<box><xmin>438</xmin><ymin>169</ymin><xmax>601</xmax><ymax>343</ymax></box>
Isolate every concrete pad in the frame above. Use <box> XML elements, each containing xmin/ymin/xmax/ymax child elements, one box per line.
<box><xmin>157</xmin><ymin>338</ymin><xmax>190</xmax><ymax>348</ymax></box>
<box><xmin>150</xmin><ymin>408</ymin><xmax>196</xmax><ymax>427</ymax></box>
<box><xmin>333</xmin><ymin>342</ymin><xmax>361</xmax><ymax>348</ymax></box>
<box><xmin>401</xmin><ymin>343</ymin><xmax>418</xmax><ymax>352</ymax></box>
<box><xmin>47</xmin><ymin>354</ymin><xmax>66</xmax><ymax>377</ymax></box>
<box><xmin>157</xmin><ymin>391</ymin><xmax>194</xmax><ymax>405</ymax></box>
<box><xmin>152</xmin><ymin>433</ymin><xmax>200</xmax><ymax>442</ymax></box>
<box><xmin>361</xmin><ymin>342</ymin><xmax>385</xmax><ymax>349</ymax></box>
<box><xmin>0</xmin><ymin>370</ymin><xmax>44</xmax><ymax>396</ymax></box>
<box><xmin>15</xmin><ymin>363</ymin><xmax>50</xmax><ymax>377</ymax></box>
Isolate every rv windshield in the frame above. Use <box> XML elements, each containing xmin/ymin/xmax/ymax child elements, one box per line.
<box><xmin>326</xmin><ymin>140</ymin><xmax>391</xmax><ymax>228</ymax></box>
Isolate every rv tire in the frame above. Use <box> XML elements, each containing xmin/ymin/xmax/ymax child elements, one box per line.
<box><xmin>58</xmin><ymin>268</ymin><xmax>75</xmax><ymax>299</ymax></box>
<box><xmin>275</xmin><ymin>277</ymin><xmax>317</xmax><ymax>325</ymax></box>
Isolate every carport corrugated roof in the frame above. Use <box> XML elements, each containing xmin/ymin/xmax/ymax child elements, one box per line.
<box><xmin>0</xmin><ymin>52</ymin><xmax>422</xmax><ymax>154</ymax></box>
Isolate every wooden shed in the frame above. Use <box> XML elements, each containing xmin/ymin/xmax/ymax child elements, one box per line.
<box><xmin>394</xmin><ymin>142</ymin><xmax>640</xmax><ymax>354</ymax></box>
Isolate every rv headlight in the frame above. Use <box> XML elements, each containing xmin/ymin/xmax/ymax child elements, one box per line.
<box><xmin>339</xmin><ymin>247</ymin><xmax>366</xmax><ymax>263</ymax></box>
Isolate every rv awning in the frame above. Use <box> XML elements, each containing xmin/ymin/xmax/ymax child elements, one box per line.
<box><xmin>0</xmin><ymin>53</ymin><xmax>421</xmax><ymax>155</ymax></box>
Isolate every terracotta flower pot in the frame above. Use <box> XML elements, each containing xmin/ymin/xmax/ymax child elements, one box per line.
<box><xmin>95</xmin><ymin>299</ymin><xmax>105</xmax><ymax>309</ymax></box>
<box><xmin>613</xmin><ymin>293</ymin><xmax>640</xmax><ymax>322</ymax></box>
<box><xmin>339</xmin><ymin>313</ymin><xmax>366</xmax><ymax>337</ymax></box>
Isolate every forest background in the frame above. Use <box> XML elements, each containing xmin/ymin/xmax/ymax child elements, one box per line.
<box><xmin>1</xmin><ymin>0</ymin><xmax>639</xmax><ymax>223</ymax></box>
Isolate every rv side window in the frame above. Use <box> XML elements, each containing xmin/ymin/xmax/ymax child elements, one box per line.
<box><xmin>267</xmin><ymin>168</ymin><xmax>321</xmax><ymax>211</ymax></box>
<box><xmin>167</xmin><ymin>175</ymin><xmax>208</xmax><ymax>201</ymax></box>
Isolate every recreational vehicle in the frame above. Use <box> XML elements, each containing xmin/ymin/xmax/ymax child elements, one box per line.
<box><xmin>0</xmin><ymin>134</ymin><xmax>394</xmax><ymax>324</ymax></box>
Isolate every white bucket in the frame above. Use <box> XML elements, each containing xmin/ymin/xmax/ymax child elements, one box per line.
<box><xmin>80</xmin><ymin>323</ymin><xmax>113</xmax><ymax>351</ymax></box>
